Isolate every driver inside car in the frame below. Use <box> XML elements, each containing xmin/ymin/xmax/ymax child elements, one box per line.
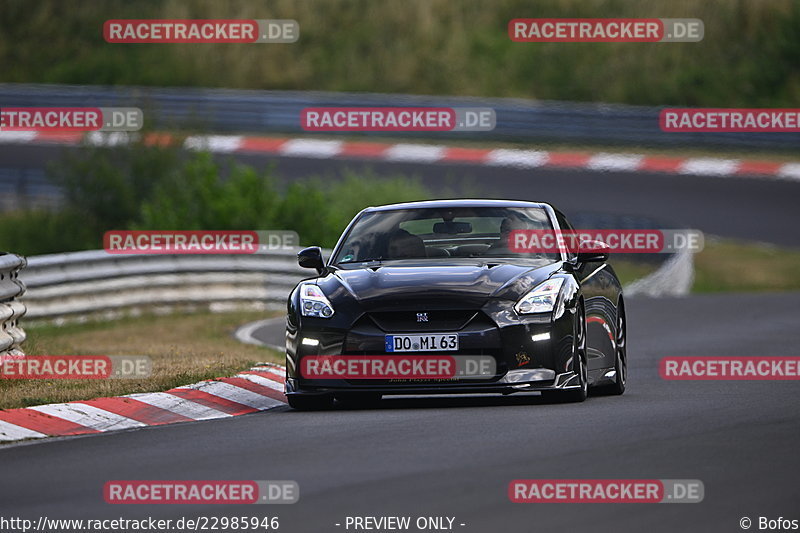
<box><xmin>386</xmin><ymin>228</ymin><xmax>427</xmax><ymax>259</ymax></box>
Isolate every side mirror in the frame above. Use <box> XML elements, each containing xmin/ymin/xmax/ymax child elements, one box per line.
<box><xmin>576</xmin><ymin>240</ymin><xmax>610</xmax><ymax>263</ymax></box>
<box><xmin>298</xmin><ymin>246</ymin><xmax>325</xmax><ymax>274</ymax></box>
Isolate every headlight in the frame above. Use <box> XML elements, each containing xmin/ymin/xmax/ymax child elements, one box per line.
<box><xmin>300</xmin><ymin>284</ymin><xmax>335</xmax><ymax>318</ymax></box>
<box><xmin>515</xmin><ymin>278</ymin><xmax>565</xmax><ymax>315</ymax></box>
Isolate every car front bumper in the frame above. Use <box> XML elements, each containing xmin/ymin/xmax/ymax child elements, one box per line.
<box><xmin>286</xmin><ymin>300</ymin><xmax>583</xmax><ymax>397</ymax></box>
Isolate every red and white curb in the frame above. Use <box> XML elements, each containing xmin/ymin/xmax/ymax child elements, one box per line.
<box><xmin>0</xmin><ymin>364</ymin><xmax>286</xmax><ymax>444</ymax></box>
<box><xmin>1</xmin><ymin>131</ymin><xmax>799</xmax><ymax>180</ymax></box>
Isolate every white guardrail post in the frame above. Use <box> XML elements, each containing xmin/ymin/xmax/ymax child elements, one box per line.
<box><xmin>0</xmin><ymin>253</ymin><xmax>27</xmax><ymax>360</ymax></box>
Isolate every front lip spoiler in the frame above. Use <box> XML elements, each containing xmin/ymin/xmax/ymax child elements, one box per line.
<box><xmin>286</xmin><ymin>371</ymin><xmax>581</xmax><ymax>396</ymax></box>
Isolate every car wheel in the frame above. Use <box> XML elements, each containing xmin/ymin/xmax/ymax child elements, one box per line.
<box><xmin>594</xmin><ymin>301</ymin><xmax>627</xmax><ymax>396</ymax></box>
<box><xmin>543</xmin><ymin>302</ymin><xmax>588</xmax><ymax>403</ymax></box>
<box><xmin>610</xmin><ymin>301</ymin><xmax>627</xmax><ymax>395</ymax></box>
<box><xmin>287</xmin><ymin>394</ymin><xmax>334</xmax><ymax>411</ymax></box>
<box><xmin>335</xmin><ymin>392</ymin><xmax>382</xmax><ymax>408</ymax></box>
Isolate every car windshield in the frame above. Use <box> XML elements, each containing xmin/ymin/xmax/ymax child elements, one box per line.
<box><xmin>332</xmin><ymin>206</ymin><xmax>560</xmax><ymax>264</ymax></box>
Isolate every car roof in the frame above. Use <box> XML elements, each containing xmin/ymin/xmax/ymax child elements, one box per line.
<box><xmin>363</xmin><ymin>199</ymin><xmax>553</xmax><ymax>212</ymax></box>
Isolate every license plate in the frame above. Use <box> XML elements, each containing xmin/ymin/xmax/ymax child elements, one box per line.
<box><xmin>385</xmin><ymin>333</ymin><xmax>459</xmax><ymax>352</ymax></box>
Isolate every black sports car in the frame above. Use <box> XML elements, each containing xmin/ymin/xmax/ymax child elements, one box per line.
<box><xmin>285</xmin><ymin>199</ymin><xmax>626</xmax><ymax>409</ymax></box>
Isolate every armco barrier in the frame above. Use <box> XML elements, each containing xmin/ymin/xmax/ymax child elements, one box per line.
<box><xmin>0</xmin><ymin>253</ymin><xmax>27</xmax><ymax>359</ymax></box>
<box><xmin>17</xmin><ymin>245</ymin><xmax>690</xmax><ymax>326</ymax></box>
<box><xmin>624</xmin><ymin>247</ymin><xmax>694</xmax><ymax>298</ymax></box>
<box><xmin>1</xmin><ymin>83</ymin><xmax>798</xmax><ymax>150</ymax></box>
<box><xmin>19</xmin><ymin>248</ymin><xmax>318</xmax><ymax>323</ymax></box>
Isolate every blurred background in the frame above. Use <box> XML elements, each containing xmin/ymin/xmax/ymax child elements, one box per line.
<box><xmin>1</xmin><ymin>3</ymin><xmax>800</xmax><ymax>525</ymax></box>
<box><xmin>1</xmin><ymin>0</ymin><xmax>799</xmax><ymax>306</ymax></box>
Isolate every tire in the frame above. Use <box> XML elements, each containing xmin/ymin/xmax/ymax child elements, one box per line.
<box><xmin>543</xmin><ymin>302</ymin><xmax>588</xmax><ymax>403</ymax></box>
<box><xmin>287</xmin><ymin>394</ymin><xmax>334</xmax><ymax>411</ymax></box>
<box><xmin>594</xmin><ymin>300</ymin><xmax>627</xmax><ymax>396</ymax></box>
<box><xmin>335</xmin><ymin>392</ymin><xmax>382</xmax><ymax>408</ymax></box>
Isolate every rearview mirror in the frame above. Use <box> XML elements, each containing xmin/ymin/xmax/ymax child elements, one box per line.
<box><xmin>298</xmin><ymin>246</ymin><xmax>325</xmax><ymax>274</ymax></box>
<box><xmin>433</xmin><ymin>221</ymin><xmax>472</xmax><ymax>234</ymax></box>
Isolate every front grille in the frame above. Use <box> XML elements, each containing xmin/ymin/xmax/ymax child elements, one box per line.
<box><xmin>368</xmin><ymin>309</ymin><xmax>478</xmax><ymax>332</ymax></box>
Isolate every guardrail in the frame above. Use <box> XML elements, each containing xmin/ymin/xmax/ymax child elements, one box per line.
<box><xmin>0</xmin><ymin>253</ymin><xmax>27</xmax><ymax>359</ymax></box>
<box><xmin>20</xmin><ymin>249</ymin><xmax>316</xmax><ymax>323</ymax></box>
<box><xmin>18</xmin><ymin>245</ymin><xmax>690</xmax><ymax>325</ymax></box>
<box><xmin>624</xmin><ymin>247</ymin><xmax>694</xmax><ymax>298</ymax></box>
<box><xmin>1</xmin><ymin>83</ymin><xmax>797</xmax><ymax>150</ymax></box>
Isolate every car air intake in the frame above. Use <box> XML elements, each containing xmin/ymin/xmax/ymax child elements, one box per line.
<box><xmin>368</xmin><ymin>310</ymin><xmax>478</xmax><ymax>332</ymax></box>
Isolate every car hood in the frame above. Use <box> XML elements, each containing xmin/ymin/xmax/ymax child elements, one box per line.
<box><xmin>325</xmin><ymin>261</ymin><xmax>562</xmax><ymax>310</ymax></box>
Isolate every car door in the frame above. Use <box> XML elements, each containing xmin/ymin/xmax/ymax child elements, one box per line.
<box><xmin>555</xmin><ymin>211</ymin><xmax>618</xmax><ymax>373</ymax></box>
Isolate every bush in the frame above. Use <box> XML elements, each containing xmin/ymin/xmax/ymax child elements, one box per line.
<box><xmin>135</xmin><ymin>153</ymin><xmax>280</xmax><ymax>231</ymax></box>
<box><xmin>276</xmin><ymin>174</ymin><xmax>431</xmax><ymax>247</ymax></box>
<box><xmin>0</xmin><ymin>140</ymin><xmax>433</xmax><ymax>254</ymax></box>
<box><xmin>0</xmin><ymin>209</ymin><xmax>97</xmax><ymax>256</ymax></box>
<box><xmin>136</xmin><ymin>157</ymin><xmax>430</xmax><ymax>248</ymax></box>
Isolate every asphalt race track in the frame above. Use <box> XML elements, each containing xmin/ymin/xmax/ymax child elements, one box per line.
<box><xmin>1</xmin><ymin>292</ymin><xmax>799</xmax><ymax>532</ymax></box>
<box><xmin>2</xmin><ymin>143</ymin><xmax>800</xmax><ymax>246</ymax></box>
<box><xmin>1</xmin><ymin>143</ymin><xmax>799</xmax><ymax>531</ymax></box>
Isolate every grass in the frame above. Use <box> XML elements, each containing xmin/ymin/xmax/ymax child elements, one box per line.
<box><xmin>0</xmin><ymin>310</ymin><xmax>281</xmax><ymax>410</ymax></box>
<box><xmin>615</xmin><ymin>238</ymin><xmax>800</xmax><ymax>293</ymax></box>
<box><xmin>693</xmin><ymin>239</ymin><xmax>800</xmax><ymax>293</ymax></box>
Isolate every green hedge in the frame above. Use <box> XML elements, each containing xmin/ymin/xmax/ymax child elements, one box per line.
<box><xmin>0</xmin><ymin>140</ymin><xmax>431</xmax><ymax>256</ymax></box>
